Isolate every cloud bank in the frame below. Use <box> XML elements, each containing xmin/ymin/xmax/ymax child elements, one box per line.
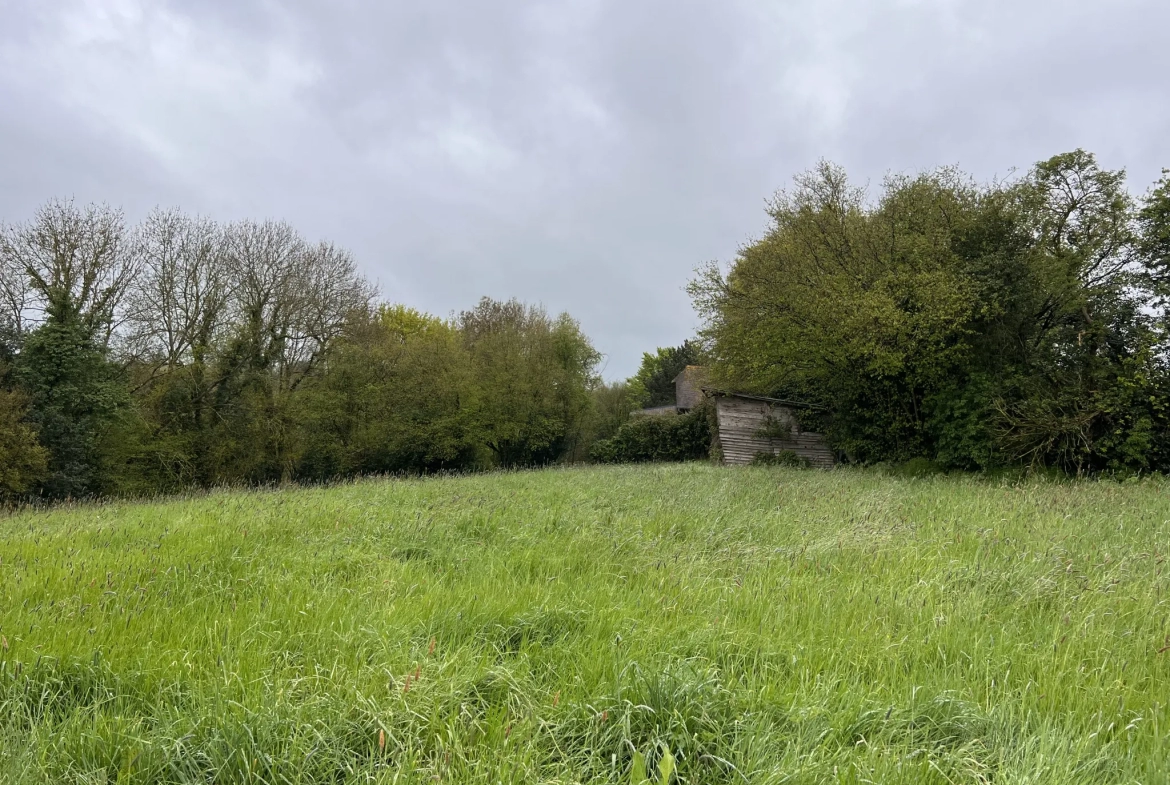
<box><xmin>2</xmin><ymin>0</ymin><xmax>1167</xmax><ymax>377</ymax></box>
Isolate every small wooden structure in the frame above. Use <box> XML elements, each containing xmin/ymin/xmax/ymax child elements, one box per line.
<box><xmin>629</xmin><ymin>365</ymin><xmax>708</xmax><ymax>417</ymax></box>
<box><xmin>624</xmin><ymin>365</ymin><xmax>834</xmax><ymax>467</ymax></box>
<box><xmin>708</xmin><ymin>391</ymin><xmax>835</xmax><ymax>468</ymax></box>
<box><xmin>673</xmin><ymin>366</ymin><xmax>707</xmax><ymax>411</ymax></box>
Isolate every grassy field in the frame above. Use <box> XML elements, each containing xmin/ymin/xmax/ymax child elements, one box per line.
<box><xmin>1</xmin><ymin>464</ymin><xmax>1168</xmax><ymax>784</ymax></box>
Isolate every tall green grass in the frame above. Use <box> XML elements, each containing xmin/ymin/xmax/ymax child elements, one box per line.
<box><xmin>1</xmin><ymin>465</ymin><xmax>1168</xmax><ymax>783</ymax></box>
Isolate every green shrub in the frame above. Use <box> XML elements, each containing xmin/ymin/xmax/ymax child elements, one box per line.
<box><xmin>0</xmin><ymin>388</ymin><xmax>48</xmax><ymax>500</ymax></box>
<box><xmin>890</xmin><ymin>457</ymin><xmax>947</xmax><ymax>478</ymax></box>
<box><xmin>589</xmin><ymin>406</ymin><xmax>711</xmax><ymax>464</ymax></box>
<box><xmin>751</xmin><ymin>450</ymin><xmax>811</xmax><ymax>468</ymax></box>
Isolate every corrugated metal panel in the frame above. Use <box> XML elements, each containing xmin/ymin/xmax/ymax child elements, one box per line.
<box><xmin>714</xmin><ymin>395</ymin><xmax>834</xmax><ymax>468</ymax></box>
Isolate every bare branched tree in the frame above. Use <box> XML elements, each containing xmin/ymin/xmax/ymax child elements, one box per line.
<box><xmin>0</xmin><ymin>232</ymin><xmax>32</xmax><ymax>346</ymax></box>
<box><xmin>223</xmin><ymin>220</ymin><xmax>374</xmax><ymax>390</ymax></box>
<box><xmin>0</xmin><ymin>199</ymin><xmax>138</xmax><ymax>346</ymax></box>
<box><xmin>284</xmin><ymin>240</ymin><xmax>376</xmax><ymax>389</ymax></box>
<box><xmin>123</xmin><ymin>208</ymin><xmax>229</xmax><ymax>367</ymax></box>
<box><xmin>223</xmin><ymin>218</ymin><xmax>305</xmax><ymax>370</ymax></box>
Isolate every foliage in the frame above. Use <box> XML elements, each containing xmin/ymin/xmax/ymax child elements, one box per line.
<box><xmin>589</xmin><ymin>381</ymin><xmax>639</xmax><ymax>442</ymax></box>
<box><xmin>589</xmin><ymin>404</ymin><xmax>711</xmax><ymax>463</ymax></box>
<box><xmin>750</xmin><ymin>449</ymin><xmax>810</xmax><ymax>468</ymax></box>
<box><xmin>3</xmin><ymin>465</ymin><xmax>1170</xmax><ymax>782</ymax></box>
<box><xmin>569</xmin><ymin>381</ymin><xmax>639</xmax><ymax>463</ymax></box>
<box><xmin>692</xmin><ymin>151</ymin><xmax>1170</xmax><ymax>473</ymax></box>
<box><xmin>628</xmin><ymin>340</ymin><xmax>703</xmax><ymax>407</ymax></box>
<box><xmin>460</xmin><ymin>298</ymin><xmax>600</xmax><ymax>467</ymax></box>
<box><xmin>4</xmin><ymin>149</ymin><xmax>1168</xmax><ymax>497</ymax></box>
<box><xmin>0</xmin><ymin>387</ymin><xmax>48</xmax><ymax>499</ymax></box>
<box><xmin>0</xmin><ymin>199</ymin><xmax>135</xmax><ymax>338</ymax></box>
<box><xmin>297</xmin><ymin>305</ymin><xmax>481</xmax><ymax>477</ymax></box>
<box><xmin>0</xmin><ymin>199</ymin><xmax>614</xmax><ymax>496</ymax></box>
<box><xmin>0</xmin><ymin>201</ymin><xmax>137</xmax><ymax>498</ymax></box>
<box><xmin>12</xmin><ymin>318</ymin><xmax>127</xmax><ymax>498</ymax></box>
<box><xmin>1139</xmin><ymin>169</ymin><xmax>1170</xmax><ymax>300</ymax></box>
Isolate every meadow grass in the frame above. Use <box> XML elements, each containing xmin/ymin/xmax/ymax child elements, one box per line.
<box><xmin>1</xmin><ymin>464</ymin><xmax>1168</xmax><ymax>783</ymax></box>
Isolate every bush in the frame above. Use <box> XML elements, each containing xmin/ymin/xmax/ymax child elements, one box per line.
<box><xmin>690</xmin><ymin>152</ymin><xmax>1170</xmax><ymax>474</ymax></box>
<box><xmin>589</xmin><ymin>406</ymin><xmax>711</xmax><ymax>464</ymax></box>
<box><xmin>751</xmin><ymin>450</ymin><xmax>810</xmax><ymax>468</ymax></box>
<box><xmin>889</xmin><ymin>457</ymin><xmax>947</xmax><ymax>478</ymax></box>
<box><xmin>0</xmin><ymin>388</ymin><xmax>48</xmax><ymax>500</ymax></box>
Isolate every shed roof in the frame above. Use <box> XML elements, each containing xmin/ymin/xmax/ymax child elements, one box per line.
<box><xmin>701</xmin><ymin>388</ymin><xmax>828</xmax><ymax>411</ymax></box>
<box><xmin>672</xmin><ymin>365</ymin><xmax>706</xmax><ymax>384</ymax></box>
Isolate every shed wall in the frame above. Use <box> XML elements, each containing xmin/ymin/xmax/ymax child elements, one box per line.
<box><xmin>714</xmin><ymin>396</ymin><xmax>834</xmax><ymax>468</ymax></box>
<box><xmin>674</xmin><ymin>367</ymin><xmax>707</xmax><ymax>411</ymax></box>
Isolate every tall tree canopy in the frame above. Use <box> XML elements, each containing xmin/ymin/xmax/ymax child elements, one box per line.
<box><xmin>0</xmin><ymin>201</ymin><xmax>134</xmax><ymax>496</ymax></box>
<box><xmin>691</xmin><ymin>151</ymin><xmax>1170</xmax><ymax>473</ymax></box>
<box><xmin>0</xmin><ymin>201</ymin><xmax>604</xmax><ymax>501</ymax></box>
<box><xmin>459</xmin><ymin>298</ymin><xmax>600</xmax><ymax>468</ymax></box>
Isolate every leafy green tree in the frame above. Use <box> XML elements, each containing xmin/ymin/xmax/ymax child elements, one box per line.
<box><xmin>2</xmin><ymin>198</ymin><xmax>616</xmax><ymax>495</ymax></box>
<box><xmin>460</xmin><ymin>298</ymin><xmax>600</xmax><ymax>467</ymax></box>
<box><xmin>691</xmin><ymin>162</ymin><xmax>980</xmax><ymax>461</ymax></box>
<box><xmin>692</xmin><ymin>151</ymin><xmax>1169</xmax><ymax>473</ymax></box>
<box><xmin>1</xmin><ymin>201</ymin><xmax>136</xmax><ymax>497</ymax></box>
<box><xmin>0</xmin><ymin>385</ymin><xmax>48</xmax><ymax>500</ymax></box>
<box><xmin>589</xmin><ymin>380</ymin><xmax>638</xmax><ymax>442</ymax></box>
<box><xmin>984</xmin><ymin>152</ymin><xmax>1167</xmax><ymax>473</ymax></box>
<box><xmin>567</xmin><ymin>380</ymin><xmax>639</xmax><ymax>462</ymax></box>
<box><xmin>14</xmin><ymin>319</ymin><xmax>126</xmax><ymax>496</ymax></box>
<box><xmin>1139</xmin><ymin>170</ymin><xmax>1170</xmax><ymax>300</ymax></box>
<box><xmin>628</xmin><ymin>340</ymin><xmax>703</xmax><ymax>407</ymax></box>
<box><xmin>122</xmin><ymin>214</ymin><xmax>374</xmax><ymax>487</ymax></box>
<box><xmin>297</xmin><ymin>305</ymin><xmax>479</xmax><ymax>477</ymax></box>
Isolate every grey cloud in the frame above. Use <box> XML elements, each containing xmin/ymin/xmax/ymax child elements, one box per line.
<box><xmin>1</xmin><ymin>0</ymin><xmax>1167</xmax><ymax>377</ymax></box>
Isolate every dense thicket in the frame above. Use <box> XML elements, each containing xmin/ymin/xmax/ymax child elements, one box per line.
<box><xmin>692</xmin><ymin>151</ymin><xmax>1170</xmax><ymax>473</ymax></box>
<box><xmin>589</xmin><ymin>405</ymin><xmax>712</xmax><ymax>464</ymax></box>
<box><xmin>0</xmin><ymin>201</ymin><xmax>602</xmax><ymax>501</ymax></box>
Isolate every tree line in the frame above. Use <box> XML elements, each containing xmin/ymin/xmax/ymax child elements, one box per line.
<box><xmin>7</xmin><ymin>147</ymin><xmax>1165</xmax><ymax>500</ymax></box>
<box><xmin>691</xmin><ymin>150</ymin><xmax>1170</xmax><ymax>474</ymax></box>
<box><xmin>0</xmin><ymin>202</ymin><xmax>609</xmax><ymax>501</ymax></box>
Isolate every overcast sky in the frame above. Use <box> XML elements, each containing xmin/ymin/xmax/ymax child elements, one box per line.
<box><xmin>2</xmin><ymin>0</ymin><xmax>1167</xmax><ymax>378</ymax></box>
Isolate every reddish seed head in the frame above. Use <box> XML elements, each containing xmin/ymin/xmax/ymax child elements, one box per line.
<box><xmin>552</xmin><ymin>691</ymin><xmax>560</xmax><ymax>707</ymax></box>
<box><xmin>414</xmin><ymin>664</ymin><xmax>421</xmax><ymax>680</ymax></box>
<box><xmin>403</xmin><ymin>675</ymin><xmax>411</xmax><ymax>692</ymax></box>
<box><xmin>428</xmin><ymin>638</ymin><xmax>436</xmax><ymax>656</ymax></box>
<box><xmin>601</xmin><ymin>711</ymin><xmax>608</xmax><ymax>722</ymax></box>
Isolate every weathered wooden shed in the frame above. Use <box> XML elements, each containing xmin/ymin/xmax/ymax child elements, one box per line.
<box><xmin>672</xmin><ymin>365</ymin><xmax>707</xmax><ymax>411</ymax></box>
<box><xmin>629</xmin><ymin>365</ymin><xmax>709</xmax><ymax>417</ymax></box>
<box><xmin>709</xmin><ymin>391</ymin><xmax>835</xmax><ymax>468</ymax></box>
